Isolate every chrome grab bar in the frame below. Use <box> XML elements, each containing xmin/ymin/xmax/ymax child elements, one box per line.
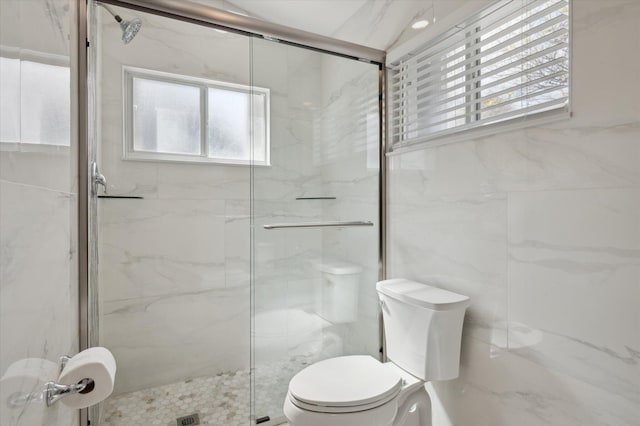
<box><xmin>263</xmin><ymin>220</ymin><xmax>374</xmax><ymax>230</ymax></box>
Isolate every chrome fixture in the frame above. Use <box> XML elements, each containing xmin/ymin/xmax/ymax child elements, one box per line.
<box><xmin>59</xmin><ymin>355</ymin><xmax>72</xmax><ymax>373</ymax></box>
<box><xmin>44</xmin><ymin>378</ymin><xmax>94</xmax><ymax>407</ymax></box>
<box><xmin>91</xmin><ymin>161</ymin><xmax>108</xmax><ymax>195</ymax></box>
<box><xmin>263</xmin><ymin>221</ymin><xmax>374</xmax><ymax>230</ymax></box>
<box><xmin>8</xmin><ymin>356</ymin><xmax>94</xmax><ymax>408</ymax></box>
<box><xmin>98</xmin><ymin>195</ymin><xmax>144</xmax><ymax>199</ymax></box>
<box><xmin>97</xmin><ymin>2</ymin><xmax>142</xmax><ymax>44</ymax></box>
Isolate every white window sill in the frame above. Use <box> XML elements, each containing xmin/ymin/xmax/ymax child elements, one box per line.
<box><xmin>386</xmin><ymin>108</ymin><xmax>571</xmax><ymax>157</ymax></box>
<box><xmin>0</xmin><ymin>142</ymin><xmax>70</xmax><ymax>153</ymax></box>
<box><xmin>123</xmin><ymin>151</ymin><xmax>270</xmax><ymax>167</ymax></box>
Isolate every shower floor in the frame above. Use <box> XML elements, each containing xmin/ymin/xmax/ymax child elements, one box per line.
<box><xmin>100</xmin><ymin>355</ymin><xmax>313</xmax><ymax>426</ymax></box>
<box><xmin>101</xmin><ymin>369</ymin><xmax>250</xmax><ymax>426</ymax></box>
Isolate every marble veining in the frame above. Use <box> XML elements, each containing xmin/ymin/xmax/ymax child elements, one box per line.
<box><xmin>388</xmin><ymin>1</ymin><xmax>640</xmax><ymax>424</ymax></box>
<box><xmin>0</xmin><ymin>1</ymin><xmax>78</xmax><ymax>425</ymax></box>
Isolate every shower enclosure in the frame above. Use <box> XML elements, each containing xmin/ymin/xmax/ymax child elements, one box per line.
<box><xmin>86</xmin><ymin>1</ymin><xmax>383</xmax><ymax>425</ymax></box>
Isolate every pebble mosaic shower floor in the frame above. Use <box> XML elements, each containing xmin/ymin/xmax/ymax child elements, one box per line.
<box><xmin>101</xmin><ymin>355</ymin><xmax>312</xmax><ymax>426</ymax></box>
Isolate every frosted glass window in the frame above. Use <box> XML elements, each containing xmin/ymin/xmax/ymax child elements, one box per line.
<box><xmin>1</xmin><ymin>57</ymin><xmax>70</xmax><ymax>146</ymax></box>
<box><xmin>132</xmin><ymin>78</ymin><xmax>201</xmax><ymax>155</ymax></box>
<box><xmin>21</xmin><ymin>61</ymin><xmax>71</xmax><ymax>146</ymax></box>
<box><xmin>125</xmin><ymin>67</ymin><xmax>270</xmax><ymax>165</ymax></box>
<box><xmin>208</xmin><ymin>89</ymin><xmax>267</xmax><ymax>163</ymax></box>
<box><xmin>0</xmin><ymin>57</ymin><xmax>20</xmax><ymax>143</ymax></box>
<box><xmin>20</xmin><ymin>61</ymin><xmax>71</xmax><ymax>146</ymax></box>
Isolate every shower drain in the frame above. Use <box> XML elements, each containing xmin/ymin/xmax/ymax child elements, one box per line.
<box><xmin>176</xmin><ymin>413</ymin><xmax>200</xmax><ymax>426</ymax></box>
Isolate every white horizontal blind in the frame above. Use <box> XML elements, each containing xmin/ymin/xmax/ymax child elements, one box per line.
<box><xmin>390</xmin><ymin>0</ymin><xmax>570</xmax><ymax>148</ymax></box>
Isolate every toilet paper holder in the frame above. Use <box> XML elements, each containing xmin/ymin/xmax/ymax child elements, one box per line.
<box><xmin>44</xmin><ymin>355</ymin><xmax>95</xmax><ymax>407</ymax></box>
<box><xmin>8</xmin><ymin>356</ymin><xmax>94</xmax><ymax>408</ymax></box>
<box><xmin>44</xmin><ymin>377</ymin><xmax>94</xmax><ymax>407</ymax></box>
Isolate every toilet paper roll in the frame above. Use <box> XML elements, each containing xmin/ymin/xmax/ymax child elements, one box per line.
<box><xmin>1</xmin><ymin>357</ymin><xmax>58</xmax><ymax>384</ymax></box>
<box><xmin>0</xmin><ymin>358</ymin><xmax>58</xmax><ymax>424</ymax></box>
<box><xmin>57</xmin><ymin>347</ymin><xmax>116</xmax><ymax>409</ymax></box>
<box><xmin>0</xmin><ymin>358</ymin><xmax>58</xmax><ymax>403</ymax></box>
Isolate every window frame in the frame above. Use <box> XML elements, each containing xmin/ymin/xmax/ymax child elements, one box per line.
<box><xmin>122</xmin><ymin>66</ymin><xmax>270</xmax><ymax>166</ymax></box>
<box><xmin>389</xmin><ymin>0</ymin><xmax>572</xmax><ymax>151</ymax></box>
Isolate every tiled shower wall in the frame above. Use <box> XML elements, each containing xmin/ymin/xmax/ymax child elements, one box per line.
<box><xmin>387</xmin><ymin>1</ymin><xmax>640</xmax><ymax>425</ymax></box>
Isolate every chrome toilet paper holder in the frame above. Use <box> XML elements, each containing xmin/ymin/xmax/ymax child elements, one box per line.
<box><xmin>8</xmin><ymin>355</ymin><xmax>94</xmax><ymax>408</ymax></box>
<box><xmin>44</xmin><ymin>377</ymin><xmax>93</xmax><ymax>407</ymax></box>
<box><xmin>44</xmin><ymin>355</ymin><xmax>94</xmax><ymax>407</ymax></box>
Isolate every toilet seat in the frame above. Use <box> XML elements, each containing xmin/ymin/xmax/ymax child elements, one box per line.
<box><xmin>288</xmin><ymin>355</ymin><xmax>403</xmax><ymax>413</ymax></box>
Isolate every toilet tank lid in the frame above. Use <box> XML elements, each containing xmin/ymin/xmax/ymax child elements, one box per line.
<box><xmin>315</xmin><ymin>260</ymin><xmax>362</xmax><ymax>274</ymax></box>
<box><xmin>376</xmin><ymin>279</ymin><xmax>470</xmax><ymax>311</ymax></box>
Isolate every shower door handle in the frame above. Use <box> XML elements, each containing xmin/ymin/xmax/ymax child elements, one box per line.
<box><xmin>263</xmin><ymin>221</ymin><xmax>374</xmax><ymax>230</ymax></box>
<box><xmin>91</xmin><ymin>161</ymin><xmax>108</xmax><ymax>195</ymax></box>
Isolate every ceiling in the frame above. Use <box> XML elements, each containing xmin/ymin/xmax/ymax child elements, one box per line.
<box><xmin>192</xmin><ymin>0</ymin><xmax>455</xmax><ymax>51</ymax></box>
<box><xmin>223</xmin><ymin>0</ymin><xmax>369</xmax><ymax>38</ymax></box>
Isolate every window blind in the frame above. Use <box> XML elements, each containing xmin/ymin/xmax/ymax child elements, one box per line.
<box><xmin>390</xmin><ymin>0</ymin><xmax>570</xmax><ymax>148</ymax></box>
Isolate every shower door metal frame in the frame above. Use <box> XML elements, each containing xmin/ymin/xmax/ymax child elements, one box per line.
<box><xmin>77</xmin><ymin>1</ymin><xmax>89</xmax><ymax>426</ymax></box>
<box><xmin>95</xmin><ymin>0</ymin><xmax>385</xmax><ymax>63</ymax></box>
<box><xmin>77</xmin><ymin>1</ymin><xmax>388</xmax><ymax>424</ymax></box>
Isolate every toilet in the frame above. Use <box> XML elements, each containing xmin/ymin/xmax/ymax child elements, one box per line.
<box><xmin>283</xmin><ymin>278</ymin><xmax>470</xmax><ymax>426</ymax></box>
<box><xmin>314</xmin><ymin>260</ymin><xmax>362</xmax><ymax>323</ymax></box>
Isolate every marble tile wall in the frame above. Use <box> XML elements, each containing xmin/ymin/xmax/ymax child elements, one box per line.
<box><xmin>387</xmin><ymin>1</ymin><xmax>640</xmax><ymax>425</ymax></box>
<box><xmin>0</xmin><ymin>1</ymin><xmax>79</xmax><ymax>425</ymax></box>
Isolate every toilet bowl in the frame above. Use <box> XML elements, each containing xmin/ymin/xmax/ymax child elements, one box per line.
<box><xmin>283</xmin><ymin>279</ymin><xmax>470</xmax><ymax>426</ymax></box>
<box><xmin>284</xmin><ymin>355</ymin><xmax>429</xmax><ymax>426</ymax></box>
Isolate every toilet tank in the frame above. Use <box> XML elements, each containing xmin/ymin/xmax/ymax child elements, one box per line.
<box><xmin>314</xmin><ymin>261</ymin><xmax>362</xmax><ymax>323</ymax></box>
<box><xmin>376</xmin><ymin>279</ymin><xmax>470</xmax><ymax>381</ymax></box>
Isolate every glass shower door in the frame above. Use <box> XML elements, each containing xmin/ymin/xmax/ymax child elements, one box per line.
<box><xmin>250</xmin><ymin>38</ymin><xmax>382</xmax><ymax>423</ymax></box>
<box><xmin>88</xmin><ymin>4</ymin><xmax>253</xmax><ymax>425</ymax></box>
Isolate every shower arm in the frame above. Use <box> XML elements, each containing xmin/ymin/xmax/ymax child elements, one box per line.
<box><xmin>95</xmin><ymin>2</ymin><xmax>142</xmax><ymax>44</ymax></box>
<box><xmin>96</xmin><ymin>2</ymin><xmax>125</xmax><ymax>23</ymax></box>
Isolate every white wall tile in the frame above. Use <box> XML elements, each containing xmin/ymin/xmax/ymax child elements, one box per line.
<box><xmin>102</xmin><ymin>287</ymin><xmax>249</xmax><ymax>394</ymax></box>
<box><xmin>427</xmin><ymin>337</ymin><xmax>640</xmax><ymax>426</ymax></box>
<box><xmin>387</xmin><ymin>1</ymin><xmax>640</xmax><ymax>424</ymax></box>
<box><xmin>387</xmin><ymin>186</ymin><xmax>508</xmax><ymax>346</ymax></box>
<box><xmin>508</xmin><ymin>188</ymin><xmax>640</xmax><ymax>402</ymax></box>
<box><xmin>99</xmin><ymin>199</ymin><xmax>227</xmax><ymax>302</ymax></box>
<box><xmin>0</xmin><ymin>0</ymin><xmax>78</xmax><ymax>424</ymax></box>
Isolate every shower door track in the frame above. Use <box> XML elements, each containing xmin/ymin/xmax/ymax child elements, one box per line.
<box><xmin>98</xmin><ymin>0</ymin><xmax>385</xmax><ymax>64</ymax></box>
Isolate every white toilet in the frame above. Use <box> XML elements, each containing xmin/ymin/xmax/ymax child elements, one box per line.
<box><xmin>283</xmin><ymin>278</ymin><xmax>470</xmax><ymax>426</ymax></box>
<box><xmin>314</xmin><ymin>260</ymin><xmax>362</xmax><ymax>323</ymax></box>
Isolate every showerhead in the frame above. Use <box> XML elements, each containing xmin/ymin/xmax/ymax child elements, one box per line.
<box><xmin>120</xmin><ymin>18</ymin><xmax>142</xmax><ymax>44</ymax></box>
<box><xmin>98</xmin><ymin>3</ymin><xmax>142</xmax><ymax>44</ymax></box>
